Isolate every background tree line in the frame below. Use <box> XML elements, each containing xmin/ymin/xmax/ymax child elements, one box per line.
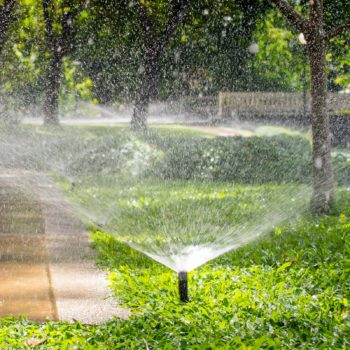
<box><xmin>0</xmin><ymin>0</ymin><xmax>348</xmax><ymax>124</ymax></box>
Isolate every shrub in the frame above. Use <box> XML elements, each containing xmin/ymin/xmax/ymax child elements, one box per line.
<box><xmin>151</xmin><ymin>135</ymin><xmax>312</xmax><ymax>184</ymax></box>
<box><xmin>333</xmin><ymin>153</ymin><xmax>350</xmax><ymax>186</ymax></box>
<box><xmin>66</xmin><ymin>133</ymin><xmax>163</xmax><ymax>178</ymax></box>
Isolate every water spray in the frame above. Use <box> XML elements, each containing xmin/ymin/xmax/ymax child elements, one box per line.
<box><xmin>178</xmin><ymin>271</ymin><xmax>189</xmax><ymax>302</ymax></box>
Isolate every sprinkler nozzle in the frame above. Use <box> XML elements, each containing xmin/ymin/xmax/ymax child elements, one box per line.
<box><xmin>178</xmin><ymin>271</ymin><xmax>189</xmax><ymax>302</ymax></box>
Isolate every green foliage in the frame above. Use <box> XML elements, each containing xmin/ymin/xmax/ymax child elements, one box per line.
<box><xmin>6</xmin><ymin>125</ymin><xmax>350</xmax><ymax>188</ymax></box>
<box><xmin>333</xmin><ymin>152</ymin><xmax>350</xmax><ymax>186</ymax></box>
<box><xmin>251</xmin><ymin>10</ymin><xmax>308</xmax><ymax>91</ymax></box>
<box><xmin>0</xmin><ymin>0</ymin><xmax>349</xmax><ymax>107</ymax></box>
<box><xmin>74</xmin><ymin>0</ymin><xmax>271</xmax><ymax>101</ymax></box>
<box><xmin>60</xmin><ymin>58</ymin><xmax>97</xmax><ymax>114</ymax></box>
<box><xmin>0</xmin><ymin>0</ymin><xmax>45</xmax><ymax>111</ymax></box>
<box><xmin>57</xmin><ymin>127</ymin><xmax>314</xmax><ymax>184</ymax></box>
<box><xmin>2</xmin><ymin>125</ymin><xmax>350</xmax><ymax>187</ymax></box>
<box><xmin>63</xmin><ymin>131</ymin><xmax>314</xmax><ymax>184</ymax></box>
<box><xmin>329</xmin><ymin>36</ymin><xmax>350</xmax><ymax>91</ymax></box>
<box><xmin>0</xmin><ymin>0</ymin><xmax>95</xmax><ymax>116</ymax></box>
<box><xmin>152</xmin><ymin>134</ymin><xmax>312</xmax><ymax>183</ymax></box>
<box><xmin>65</xmin><ymin>131</ymin><xmax>164</xmax><ymax>178</ymax></box>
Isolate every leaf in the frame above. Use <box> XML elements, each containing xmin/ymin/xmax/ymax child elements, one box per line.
<box><xmin>277</xmin><ymin>261</ymin><xmax>292</xmax><ymax>272</ymax></box>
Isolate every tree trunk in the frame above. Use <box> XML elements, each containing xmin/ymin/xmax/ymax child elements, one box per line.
<box><xmin>42</xmin><ymin>0</ymin><xmax>77</xmax><ymax>126</ymax></box>
<box><xmin>130</xmin><ymin>54</ymin><xmax>158</xmax><ymax>131</ymax></box>
<box><xmin>0</xmin><ymin>0</ymin><xmax>16</xmax><ymax>124</ymax></box>
<box><xmin>43</xmin><ymin>50</ymin><xmax>63</xmax><ymax>126</ymax></box>
<box><xmin>307</xmin><ymin>34</ymin><xmax>334</xmax><ymax>212</ymax></box>
<box><xmin>269</xmin><ymin>0</ymin><xmax>350</xmax><ymax>212</ymax></box>
<box><xmin>0</xmin><ymin>0</ymin><xmax>15</xmax><ymax>57</ymax></box>
<box><xmin>130</xmin><ymin>0</ymin><xmax>191</xmax><ymax>131</ymax></box>
<box><xmin>131</xmin><ymin>83</ymin><xmax>151</xmax><ymax>131</ymax></box>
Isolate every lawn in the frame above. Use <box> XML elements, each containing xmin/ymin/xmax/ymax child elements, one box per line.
<box><xmin>1</xmin><ymin>185</ymin><xmax>350</xmax><ymax>349</ymax></box>
<box><xmin>1</xmin><ymin>125</ymin><xmax>350</xmax><ymax>349</ymax></box>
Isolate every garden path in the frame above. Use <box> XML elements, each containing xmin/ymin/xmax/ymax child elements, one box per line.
<box><xmin>0</xmin><ymin>169</ymin><xmax>129</xmax><ymax>323</ymax></box>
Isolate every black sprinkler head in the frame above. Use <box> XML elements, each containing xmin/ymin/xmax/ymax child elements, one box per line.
<box><xmin>178</xmin><ymin>271</ymin><xmax>189</xmax><ymax>302</ymax></box>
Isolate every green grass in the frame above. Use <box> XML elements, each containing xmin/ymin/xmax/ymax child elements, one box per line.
<box><xmin>18</xmin><ymin>122</ymin><xmax>215</xmax><ymax>138</ymax></box>
<box><xmin>254</xmin><ymin>126</ymin><xmax>304</xmax><ymax>137</ymax></box>
<box><xmin>1</xmin><ymin>125</ymin><xmax>350</xmax><ymax>349</ymax></box>
<box><xmin>94</xmin><ymin>206</ymin><xmax>350</xmax><ymax>349</ymax></box>
<box><xmin>19</xmin><ymin>119</ymin><xmax>309</xmax><ymax>138</ymax></box>
<box><xmin>6</xmin><ymin>175</ymin><xmax>343</xmax><ymax>349</ymax></box>
<box><xmin>62</xmin><ymin>178</ymin><xmax>310</xmax><ymax>263</ymax></box>
<box><xmin>1</xmin><ymin>187</ymin><xmax>350</xmax><ymax>349</ymax></box>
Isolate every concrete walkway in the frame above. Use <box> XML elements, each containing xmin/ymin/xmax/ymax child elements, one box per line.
<box><xmin>0</xmin><ymin>169</ymin><xmax>129</xmax><ymax>323</ymax></box>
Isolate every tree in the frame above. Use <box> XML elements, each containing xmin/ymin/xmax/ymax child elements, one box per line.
<box><xmin>0</xmin><ymin>0</ymin><xmax>16</xmax><ymax>124</ymax></box>
<box><xmin>42</xmin><ymin>0</ymin><xmax>83</xmax><ymax>125</ymax></box>
<box><xmin>130</xmin><ymin>0</ymin><xmax>191</xmax><ymax>130</ymax></box>
<box><xmin>159</xmin><ymin>0</ymin><xmax>270</xmax><ymax>96</ymax></box>
<box><xmin>0</xmin><ymin>0</ymin><xmax>16</xmax><ymax>57</ymax></box>
<box><xmin>74</xmin><ymin>0</ymin><xmax>142</xmax><ymax>106</ymax></box>
<box><xmin>77</xmin><ymin>0</ymin><xmax>268</xmax><ymax>107</ymax></box>
<box><xmin>248</xmin><ymin>9</ymin><xmax>308</xmax><ymax>92</ymax></box>
<box><xmin>270</xmin><ymin>0</ymin><xmax>350</xmax><ymax>212</ymax></box>
<box><xmin>129</xmin><ymin>0</ymin><xmax>271</xmax><ymax>130</ymax></box>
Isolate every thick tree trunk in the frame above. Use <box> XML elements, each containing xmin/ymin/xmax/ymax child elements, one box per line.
<box><xmin>130</xmin><ymin>0</ymin><xmax>190</xmax><ymax>131</ymax></box>
<box><xmin>131</xmin><ymin>55</ymin><xmax>158</xmax><ymax>131</ymax></box>
<box><xmin>131</xmin><ymin>83</ymin><xmax>151</xmax><ymax>131</ymax></box>
<box><xmin>42</xmin><ymin>0</ymin><xmax>76</xmax><ymax>126</ymax></box>
<box><xmin>270</xmin><ymin>0</ymin><xmax>350</xmax><ymax>212</ymax></box>
<box><xmin>307</xmin><ymin>35</ymin><xmax>334</xmax><ymax>212</ymax></box>
<box><xmin>0</xmin><ymin>0</ymin><xmax>15</xmax><ymax>57</ymax></box>
<box><xmin>43</xmin><ymin>50</ymin><xmax>63</xmax><ymax>126</ymax></box>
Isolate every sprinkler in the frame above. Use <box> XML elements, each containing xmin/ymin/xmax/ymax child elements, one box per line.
<box><xmin>178</xmin><ymin>271</ymin><xmax>189</xmax><ymax>302</ymax></box>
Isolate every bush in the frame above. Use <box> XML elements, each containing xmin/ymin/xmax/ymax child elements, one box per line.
<box><xmin>151</xmin><ymin>135</ymin><xmax>312</xmax><ymax>184</ymax></box>
<box><xmin>330</xmin><ymin>114</ymin><xmax>350</xmax><ymax>147</ymax></box>
<box><xmin>57</xmin><ymin>129</ymin><xmax>350</xmax><ymax>187</ymax></box>
<box><xmin>333</xmin><ymin>153</ymin><xmax>350</xmax><ymax>186</ymax></box>
<box><xmin>66</xmin><ymin>133</ymin><xmax>163</xmax><ymax>178</ymax></box>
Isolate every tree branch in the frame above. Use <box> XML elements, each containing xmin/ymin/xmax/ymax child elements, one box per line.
<box><xmin>45</xmin><ymin>1</ymin><xmax>83</xmax><ymax>58</ymax></box>
<box><xmin>156</xmin><ymin>0</ymin><xmax>190</xmax><ymax>55</ymax></box>
<box><xmin>270</xmin><ymin>0</ymin><xmax>309</xmax><ymax>33</ymax></box>
<box><xmin>58</xmin><ymin>5</ymin><xmax>78</xmax><ymax>56</ymax></box>
<box><xmin>42</xmin><ymin>0</ymin><xmax>54</xmax><ymax>44</ymax></box>
<box><xmin>135</xmin><ymin>1</ymin><xmax>154</xmax><ymax>51</ymax></box>
<box><xmin>326</xmin><ymin>20</ymin><xmax>350</xmax><ymax>41</ymax></box>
